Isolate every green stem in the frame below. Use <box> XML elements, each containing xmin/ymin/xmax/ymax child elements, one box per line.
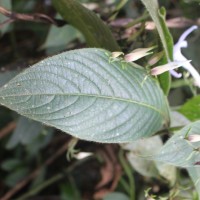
<box><xmin>125</xmin><ymin>12</ymin><xmax>149</xmax><ymax>28</ymax></box>
<box><xmin>17</xmin><ymin>170</ymin><xmax>66</xmax><ymax>200</ymax></box>
<box><xmin>119</xmin><ymin>177</ymin><xmax>131</xmax><ymax>194</ymax></box>
<box><xmin>119</xmin><ymin>149</ymin><xmax>135</xmax><ymax>200</ymax></box>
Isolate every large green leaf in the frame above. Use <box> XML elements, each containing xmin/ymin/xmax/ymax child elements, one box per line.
<box><xmin>179</xmin><ymin>95</ymin><xmax>200</xmax><ymax>121</ymax></box>
<box><xmin>140</xmin><ymin>1</ymin><xmax>173</xmax><ymax>94</ymax></box>
<box><xmin>151</xmin><ymin>120</ymin><xmax>200</xmax><ymax>167</ymax></box>
<box><xmin>0</xmin><ymin>48</ymin><xmax>169</xmax><ymax>143</ymax></box>
<box><xmin>52</xmin><ymin>0</ymin><xmax>120</xmax><ymax>52</ymax></box>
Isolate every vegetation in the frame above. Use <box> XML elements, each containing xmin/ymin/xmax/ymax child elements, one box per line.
<box><xmin>0</xmin><ymin>0</ymin><xmax>200</xmax><ymax>199</ymax></box>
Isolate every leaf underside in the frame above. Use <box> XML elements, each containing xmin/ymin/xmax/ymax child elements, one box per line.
<box><xmin>0</xmin><ymin>48</ymin><xmax>169</xmax><ymax>143</ymax></box>
<box><xmin>151</xmin><ymin>120</ymin><xmax>200</xmax><ymax>167</ymax></box>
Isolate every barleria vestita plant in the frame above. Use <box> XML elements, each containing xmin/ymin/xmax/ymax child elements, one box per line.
<box><xmin>0</xmin><ymin>0</ymin><xmax>200</xmax><ymax>199</ymax></box>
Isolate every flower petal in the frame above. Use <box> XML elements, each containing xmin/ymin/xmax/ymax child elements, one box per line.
<box><xmin>124</xmin><ymin>47</ymin><xmax>155</xmax><ymax>62</ymax></box>
<box><xmin>151</xmin><ymin>61</ymin><xmax>191</xmax><ymax>76</ymax></box>
<box><xmin>187</xmin><ymin>134</ymin><xmax>200</xmax><ymax>143</ymax></box>
<box><xmin>170</xmin><ymin>70</ymin><xmax>182</xmax><ymax>78</ymax></box>
<box><xmin>173</xmin><ymin>25</ymin><xmax>200</xmax><ymax>87</ymax></box>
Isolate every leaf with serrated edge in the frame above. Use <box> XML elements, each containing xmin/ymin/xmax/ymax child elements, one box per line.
<box><xmin>0</xmin><ymin>48</ymin><xmax>169</xmax><ymax>143</ymax></box>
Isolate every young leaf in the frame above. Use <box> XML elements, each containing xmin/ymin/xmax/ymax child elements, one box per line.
<box><xmin>151</xmin><ymin>120</ymin><xmax>200</xmax><ymax>167</ymax></box>
<box><xmin>140</xmin><ymin>0</ymin><xmax>173</xmax><ymax>94</ymax></box>
<box><xmin>52</xmin><ymin>0</ymin><xmax>120</xmax><ymax>52</ymax></box>
<box><xmin>179</xmin><ymin>95</ymin><xmax>200</xmax><ymax>121</ymax></box>
<box><xmin>0</xmin><ymin>48</ymin><xmax>169</xmax><ymax>143</ymax></box>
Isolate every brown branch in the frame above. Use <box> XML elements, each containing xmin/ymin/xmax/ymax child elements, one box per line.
<box><xmin>0</xmin><ymin>121</ymin><xmax>16</xmax><ymax>140</ymax></box>
<box><xmin>1</xmin><ymin>140</ymin><xmax>70</xmax><ymax>200</ymax></box>
<box><xmin>0</xmin><ymin>6</ymin><xmax>67</xmax><ymax>28</ymax></box>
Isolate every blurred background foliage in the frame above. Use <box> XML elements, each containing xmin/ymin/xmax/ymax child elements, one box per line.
<box><xmin>0</xmin><ymin>0</ymin><xmax>200</xmax><ymax>199</ymax></box>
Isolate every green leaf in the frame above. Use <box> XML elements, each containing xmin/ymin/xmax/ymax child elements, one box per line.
<box><xmin>0</xmin><ymin>48</ymin><xmax>169</xmax><ymax>143</ymax></box>
<box><xmin>0</xmin><ymin>71</ymin><xmax>19</xmax><ymax>87</ymax></box>
<box><xmin>122</xmin><ymin>136</ymin><xmax>161</xmax><ymax>178</ymax></box>
<box><xmin>52</xmin><ymin>0</ymin><xmax>120</xmax><ymax>52</ymax></box>
<box><xmin>140</xmin><ymin>0</ymin><xmax>173</xmax><ymax>94</ymax></box>
<box><xmin>170</xmin><ymin>111</ymin><xmax>190</xmax><ymax>128</ymax></box>
<box><xmin>179</xmin><ymin>95</ymin><xmax>200</xmax><ymax>121</ymax></box>
<box><xmin>6</xmin><ymin>116</ymin><xmax>43</xmax><ymax>149</ymax></box>
<box><xmin>41</xmin><ymin>14</ymin><xmax>84</xmax><ymax>55</ymax></box>
<box><xmin>5</xmin><ymin>167</ymin><xmax>29</xmax><ymax>187</ymax></box>
<box><xmin>187</xmin><ymin>167</ymin><xmax>200</xmax><ymax>198</ymax></box>
<box><xmin>41</xmin><ymin>24</ymin><xmax>83</xmax><ymax>54</ymax></box>
<box><xmin>1</xmin><ymin>159</ymin><xmax>21</xmax><ymax>171</ymax></box>
<box><xmin>151</xmin><ymin>120</ymin><xmax>200</xmax><ymax>167</ymax></box>
<box><xmin>103</xmin><ymin>192</ymin><xmax>129</xmax><ymax>200</ymax></box>
<box><xmin>122</xmin><ymin>136</ymin><xmax>176</xmax><ymax>185</ymax></box>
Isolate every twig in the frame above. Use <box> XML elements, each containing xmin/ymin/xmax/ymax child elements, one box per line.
<box><xmin>0</xmin><ymin>6</ymin><xmax>67</xmax><ymax>28</ymax></box>
<box><xmin>1</xmin><ymin>140</ymin><xmax>70</xmax><ymax>200</ymax></box>
<box><xmin>17</xmin><ymin>156</ymin><xmax>91</xmax><ymax>200</ymax></box>
<box><xmin>0</xmin><ymin>121</ymin><xmax>16</xmax><ymax>140</ymax></box>
<box><xmin>17</xmin><ymin>170</ymin><xmax>67</xmax><ymax>200</ymax></box>
<box><xmin>0</xmin><ymin>18</ymin><xmax>15</xmax><ymax>29</ymax></box>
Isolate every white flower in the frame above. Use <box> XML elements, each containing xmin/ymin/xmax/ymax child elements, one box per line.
<box><xmin>172</xmin><ymin>25</ymin><xmax>200</xmax><ymax>87</ymax></box>
<box><xmin>151</xmin><ymin>60</ymin><xmax>191</xmax><ymax>76</ymax></box>
<box><xmin>151</xmin><ymin>25</ymin><xmax>200</xmax><ymax>87</ymax></box>
<box><xmin>187</xmin><ymin>134</ymin><xmax>200</xmax><ymax>143</ymax></box>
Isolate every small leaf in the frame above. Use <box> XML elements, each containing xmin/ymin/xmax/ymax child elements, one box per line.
<box><xmin>41</xmin><ymin>14</ymin><xmax>84</xmax><ymax>55</ymax></box>
<box><xmin>0</xmin><ymin>48</ymin><xmax>169</xmax><ymax>143</ymax></box>
<box><xmin>151</xmin><ymin>120</ymin><xmax>200</xmax><ymax>167</ymax></box>
<box><xmin>52</xmin><ymin>0</ymin><xmax>120</xmax><ymax>51</ymax></box>
<box><xmin>179</xmin><ymin>95</ymin><xmax>200</xmax><ymax>121</ymax></box>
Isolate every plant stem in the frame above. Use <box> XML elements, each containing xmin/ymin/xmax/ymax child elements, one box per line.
<box><xmin>119</xmin><ymin>149</ymin><xmax>135</xmax><ymax>200</ymax></box>
<box><xmin>17</xmin><ymin>170</ymin><xmax>67</xmax><ymax>200</ymax></box>
<box><xmin>125</xmin><ymin>12</ymin><xmax>149</xmax><ymax>28</ymax></box>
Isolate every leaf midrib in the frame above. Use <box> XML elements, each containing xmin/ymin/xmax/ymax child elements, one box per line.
<box><xmin>0</xmin><ymin>92</ymin><xmax>165</xmax><ymax>116</ymax></box>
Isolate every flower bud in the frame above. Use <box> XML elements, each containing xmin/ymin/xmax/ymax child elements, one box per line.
<box><xmin>187</xmin><ymin>134</ymin><xmax>200</xmax><ymax>143</ymax></box>
<box><xmin>111</xmin><ymin>52</ymin><xmax>124</xmax><ymax>58</ymax></box>
<box><xmin>124</xmin><ymin>47</ymin><xmax>155</xmax><ymax>62</ymax></box>
<box><xmin>151</xmin><ymin>60</ymin><xmax>191</xmax><ymax>76</ymax></box>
